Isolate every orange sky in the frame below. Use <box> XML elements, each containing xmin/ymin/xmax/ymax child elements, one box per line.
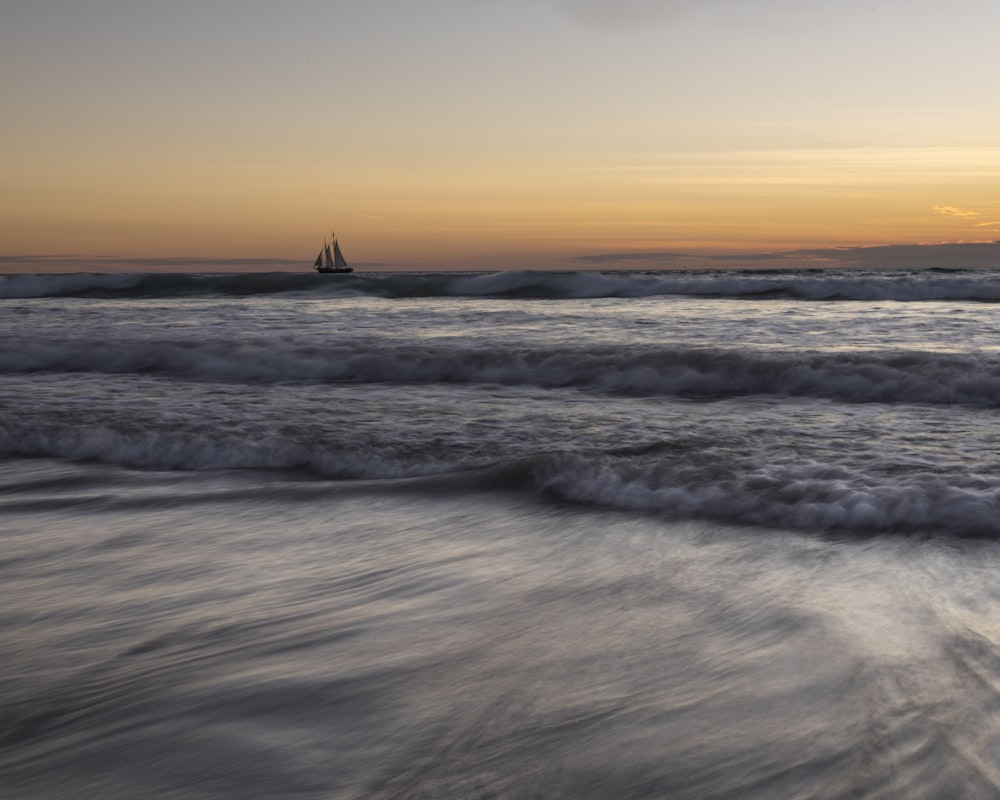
<box><xmin>2</xmin><ymin>1</ymin><xmax>999</xmax><ymax>271</ymax></box>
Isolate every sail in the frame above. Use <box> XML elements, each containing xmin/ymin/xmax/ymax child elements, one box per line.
<box><xmin>333</xmin><ymin>240</ymin><xmax>348</xmax><ymax>269</ymax></box>
<box><xmin>311</xmin><ymin>230</ymin><xmax>353</xmax><ymax>272</ymax></box>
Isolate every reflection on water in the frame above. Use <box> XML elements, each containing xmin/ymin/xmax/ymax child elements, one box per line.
<box><xmin>3</xmin><ymin>463</ymin><xmax>1000</xmax><ymax>798</ymax></box>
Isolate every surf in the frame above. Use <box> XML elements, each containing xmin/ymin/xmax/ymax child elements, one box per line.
<box><xmin>7</xmin><ymin>267</ymin><xmax>1000</xmax><ymax>302</ymax></box>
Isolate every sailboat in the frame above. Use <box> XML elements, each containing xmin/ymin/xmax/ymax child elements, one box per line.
<box><xmin>313</xmin><ymin>231</ymin><xmax>353</xmax><ymax>273</ymax></box>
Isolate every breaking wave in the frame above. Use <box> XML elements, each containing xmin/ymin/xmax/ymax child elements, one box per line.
<box><xmin>2</xmin><ymin>425</ymin><xmax>998</xmax><ymax>537</ymax></box>
<box><xmin>512</xmin><ymin>452</ymin><xmax>1000</xmax><ymax>538</ymax></box>
<box><xmin>3</xmin><ymin>338</ymin><xmax>998</xmax><ymax>407</ymax></box>
<box><xmin>7</xmin><ymin>268</ymin><xmax>1000</xmax><ymax>301</ymax></box>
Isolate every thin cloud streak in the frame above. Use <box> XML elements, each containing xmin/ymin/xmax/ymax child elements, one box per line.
<box><xmin>577</xmin><ymin>241</ymin><xmax>1000</xmax><ymax>270</ymax></box>
<box><xmin>548</xmin><ymin>0</ymin><xmax>702</xmax><ymax>28</ymax></box>
<box><xmin>934</xmin><ymin>206</ymin><xmax>980</xmax><ymax>217</ymax></box>
<box><xmin>540</xmin><ymin>0</ymin><xmax>880</xmax><ymax>30</ymax></box>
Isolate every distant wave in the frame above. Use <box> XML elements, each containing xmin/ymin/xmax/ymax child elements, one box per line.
<box><xmin>3</xmin><ymin>338</ymin><xmax>998</xmax><ymax>407</ymax></box>
<box><xmin>7</xmin><ymin>268</ymin><xmax>1000</xmax><ymax>301</ymax></box>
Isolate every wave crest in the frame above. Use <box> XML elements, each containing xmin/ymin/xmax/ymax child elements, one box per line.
<box><xmin>7</xmin><ymin>269</ymin><xmax>1000</xmax><ymax>301</ymax></box>
<box><xmin>2</xmin><ymin>339</ymin><xmax>997</xmax><ymax>406</ymax></box>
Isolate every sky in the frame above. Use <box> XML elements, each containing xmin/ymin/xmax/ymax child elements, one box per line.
<box><xmin>2</xmin><ymin>0</ymin><xmax>1000</xmax><ymax>271</ymax></box>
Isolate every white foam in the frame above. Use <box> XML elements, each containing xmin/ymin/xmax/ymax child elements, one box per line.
<box><xmin>2</xmin><ymin>338</ymin><xmax>997</xmax><ymax>407</ymax></box>
<box><xmin>530</xmin><ymin>455</ymin><xmax>1000</xmax><ymax>536</ymax></box>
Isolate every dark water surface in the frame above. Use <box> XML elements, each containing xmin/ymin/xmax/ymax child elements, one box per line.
<box><xmin>5</xmin><ymin>269</ymin><xmax>1000</xmax><ymax>797</ymax></box>
<box><xmin>5</xmin><ymin>461</ymin><xmax>1000</xmax><ymax>799</ymax></box>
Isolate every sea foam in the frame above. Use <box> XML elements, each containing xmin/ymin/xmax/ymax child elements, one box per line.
<box><xmin>2</xmin><ymin>338</ymin><xmax>997</xmax><ymax>407</ymax></box>
<box><xmin>7</xmin><ymin>268</ymin><xmax>1000</xmax><ymax>302</ymax></box>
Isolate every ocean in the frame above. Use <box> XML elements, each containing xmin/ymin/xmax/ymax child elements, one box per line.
<box><xmin>4</xmin><ymin>267</ymin><xmax>1000</xmax><ymax>798</ymax></box>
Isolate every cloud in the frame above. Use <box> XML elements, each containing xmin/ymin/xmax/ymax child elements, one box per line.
<box><xmin>933</xmin><ymin>206</ymin><xmax>980</xmax><ymax>217</ymax></box>
<box><xmin>544</xmin><ymin>0</ymin><xmax>851</xmax><ymax>30</ymax></box>
<box><xmin>539</xmin><ymin>0</ymin><xmax>763</xmax><ymax>29</ymax></box>
<box><xmin>552</xmin><ymin>0</ymin><xmax>690</xmax><ymax>27</ymax></box>
<box><xmin>575</xmin><ymin>241</ymin><xmax>1000</xmax><ymax>270</ymax></box>
<box><xmin>575</xmin><ymin>251</ymin><xmax>688</xmax><ymax>264</ymax></box>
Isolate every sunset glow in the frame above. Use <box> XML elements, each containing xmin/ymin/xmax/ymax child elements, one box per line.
<box><xmin>3</xmin><ymin>0</ymin><xmax>999</xmax><ymax>271</ymax></box>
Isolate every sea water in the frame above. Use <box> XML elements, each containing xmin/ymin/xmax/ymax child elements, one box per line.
<box><xmin>3</xmin><ymin>268</ymin><xmax>1000</xmax><ymax>798</ymax></box>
